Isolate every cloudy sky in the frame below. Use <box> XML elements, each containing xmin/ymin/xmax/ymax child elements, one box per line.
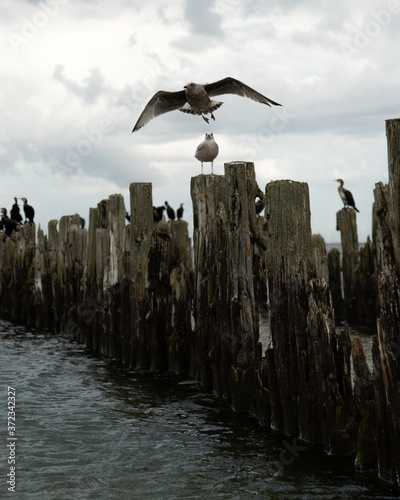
<box><xmin>2</xmin><ymin>0</ymin><xmax>399</xmax><ymax>243</ymax></box>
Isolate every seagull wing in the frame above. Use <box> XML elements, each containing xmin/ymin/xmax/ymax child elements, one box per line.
<box><xmin>132</xmin><ymin>90</ymin><xmax>187</xmax><ymax>132</ymax></box>
<box><xmin>204</xmin><ymin>77</ymin><xmax>281</xmax><ymax>107</ymax></box>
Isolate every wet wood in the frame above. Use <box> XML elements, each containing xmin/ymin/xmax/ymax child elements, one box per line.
<box><xmin>351</xmin><ymin>337</ymin><xmax>377</xmax><ymax>471</ymax></box>
<box><xmin>312</xmin><ymin>233</ymin><xmax>329</xmax><ymax>284</ymax></box>
<box><xmin>264</xmin><ymin>180</ymin><xmax>354</xmax><ymax>452</ymax></box>
<box><xmin>328</xmin><ymin>247</ymin><xmax>345</xmax><ymax>319</ymax></box>
<box><xmin>336</xmin><ymin>208</ymin><xmax>359</xmax><ymax>321</ymax></box>
<box><xmin>191</xmin><ymin>162</ymin><xmax>262</xmax><ymax>411</ymax></box>
<box><xmin>386</xmin><ymin>118</ymin><xmax>400</xmax><ymax>268</ymax></box>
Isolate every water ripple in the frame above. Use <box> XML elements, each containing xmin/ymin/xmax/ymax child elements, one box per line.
<box><xmin>0</xmin><ymin>319</ymin><xmax>398</xmax><ymax>499</ymax></box>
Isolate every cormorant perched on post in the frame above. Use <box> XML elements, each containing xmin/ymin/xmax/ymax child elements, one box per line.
<box><xmin>1</xmin><ymin>208</ymin><xmax>18</xmax><ymax>241</ymax></box>
<box><xmin>255</xmin><ymin>197</ymin><xmax>265</xmax><ymax>215</ymax></box>
<box><xmin>335</xmin><ymin>179</ymin><xmax>359</xmax><ymax>212</ymax></box>
<box><xmin>10</xmin><ymin>197</ymin><xmax>23</xmax><ymax>224</ymax></box>
<box><xmin>79</xmin><ymin>217</ymin><xmax>85</xmax><ymax>229</ymax></box>
<box><xmin>155</xmin><ymin>206</ymin><xmax>165</xmax><ymax>220</ymax></box>
<box><xmin>165</xmin><ymin>201</ymin><xmax>175</xmax><ymax>221</ymax></box>
<box><xmin>177</xmin><ymin>203</ymin><xmax>184</xmax><ymax>220</ymax></box>
<box><xmin>125</xmin><ymin>212</ymin><xmax>131</xmax><ymax>223</ymax></box>
<box><xmin>20</xmin><ymin>197</ymin><xmax>35</xmax><ymax>224</ymax></box>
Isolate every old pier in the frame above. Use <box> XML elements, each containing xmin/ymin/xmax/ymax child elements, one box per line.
<box><xmin>1</xmin><ymin>118</ymin><xmax>400</xmax><ymax>484</ymax></box>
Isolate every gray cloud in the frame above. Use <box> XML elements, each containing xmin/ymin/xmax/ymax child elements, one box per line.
<box><xmin>182</xmin><ymin>0</ymin><xmax>223</xmax><ymax>37</ymax></box>
<box><xmin>53</xmin><ymin>65</ymin><xmax>106</xmax><ymax>104</ymax></box>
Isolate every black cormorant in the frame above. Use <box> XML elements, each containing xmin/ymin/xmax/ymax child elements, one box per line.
<box><xmin>79</xmin><ymin>217</ymin><xmax>85</xmax><ymax>229</ymax></box>
<box><xmin>156</xmin><ymin>206</ymin><xmax>165</xmax><ymax>220</ymax></box>
<box><xmin>10</xmin><ymin>197</ymin><xmax>23</xmax><ymax>224</ymax></box>
<box><xmin>20</xmin><ymin>197</ymin><xmax>35</xmax><ymax>224</ymax></box>
<box><xmin>1</xmin><ymin>208</ymin><xmax>18</xmax><ymax>241</ymax></box>
<box><xmin>125</xmin><ymin>212</ymin><xmax>131</xmax><ymax>223</ymax></box>
<box><xmin>335</xmin><ymin>179</ymin><xmax>359</xmax><ymax>212</ymax></box>
<box><xmin>177</xmin><ymin>203</ymin><xmax>184</xmax><ymax>220</ymax></box>
<box><xmin>153</xmin><ymin>207</ymin><xmax>161</xmax><ymax>222</ymax></box>
<box><xmin>165</xmin><ymin>202</ymin><xmax>175</xmax><ymax>221</ymax></box>
<box><xmin>255</xmin><ymin>198</ymin><xmax>265</xmax><ymax>215</ymax></box>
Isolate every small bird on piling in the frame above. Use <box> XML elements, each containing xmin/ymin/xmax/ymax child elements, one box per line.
<box><xmin>255</xmin><ymin>197</ymin><xmax>265</xmax><ymax>215</ymax></box>
<box><xmin>152</xmin><ymin>207</ymin><xmax>160</xmax><ymax>222</ymax></box>
<box><xmin>10</xmin><ymin>197</ymin><xmax>23</xmax><ymax>224</ymax></box>
<box><xmin>155</xmin><ymin>205</ymin><xmax>166</xmax><ymax>220</ymax></box>
<box><xmin>1</xmin><ymin>208</ymin><xmax>18</xmax><ymax>241</ymax></box>
<box><xmin>165</xmin><ymin>201</ymin><xmax>175</xmax><ymax>221</ymax></box>
<box><xmin>132</xmin><ymin>77</ymin><xmax>281</xmax><ymax>131</ymax></box>
<box><xmin>79</xmin><ymin>217</ymin><xmax>85</xmax><ymax>229</ymax></box>
<box><xmin>177</xmin><ymin>203</ymin><xmax>184</xmax><ymax>220</ymax></box>
<box><xmin>20</xmin><ymin>197</ymin><xmax>35</xmax><ymax>224</ymax></box>
<box><xmin>195</xmin><ymin>133</ymin><xmax>219</xmax><ymax>175</ymax></box>
<box><xmin>125</xmin><ymin>212</ymin><xmax>131</xmax><ymax>223</ymax></box>
<box><xmin>335</xmin><ymin>179</ymin><xmax>359</xmax><ymax>212</ymax></box>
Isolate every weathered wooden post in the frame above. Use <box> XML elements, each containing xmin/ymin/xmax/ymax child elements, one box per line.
<box><xmin>336</xmin><ymin>208</ymin><xmax>359</xmax><ymax>321</ymax></box>
<box><xmin>371</xmin><ymin>124</ymin><xmax>400</xmax><ymax>482</ymax></box>
<box><xmin>129</xmin><ymin>183</ymin><xmax>193</xmax><ymax>371</ymax></box>
<box><xmin>357</xmin><ymin>237</ymin><xmax>378</xmax><ymax>324</ymax></box>
<box><xmin>191</xmin><ymin>162</ymin><xmax>262</xmax><ymax>411</ymax></box>
<box><xmin>351</xmin><ymin>337</ymin><xmax>377</xmax><ymax>471</ymax></box>
<box><xmin>328</xmin><ymin>248</ymin><xmax>345</xmax><ymax>319</ymax></box>
<box><xmin>130</xmin><ymin>183</ymin><xmax>154</xmax><ymax>368</ymax></box>
<box><xmin>312</xmin><ymin>234</ymin><xmax>329</xmax><ymax>284</ymax></box>
<box><xmin>263</xmin><ymin>180</ymin><xmax>354</xmax><ymax>451</ymax></box>
<box><xmin>386</xmin><ymin>118</ymin><xmax>400</xmax><ymax>269</ymax></box>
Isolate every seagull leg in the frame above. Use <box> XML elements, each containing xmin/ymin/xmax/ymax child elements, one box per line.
<box><xmin>211</xmin><ymin>161</ymin><xmax>214</xmax><ymax>176</ymax></box>
<box><xmin>202</xmin><ymin>115</ymin><xmax>210</xmax><ymax>124</ymax></box>
<box><xmin>201</xmin><ymin>162</ymin><xmax>203</xmax><ymax>175</ymax></box>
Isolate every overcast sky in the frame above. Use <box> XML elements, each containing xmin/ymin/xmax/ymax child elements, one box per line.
<box><xmin>2</xmin><ymin>0</ymin><xmax>399</xmax><ymax>243</ymax></box>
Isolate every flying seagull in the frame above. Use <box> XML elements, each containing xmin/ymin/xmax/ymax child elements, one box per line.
<box><xmin>195</xmin><ymin>133</ymin><xmax>219</xmax><ymax>175</ymax></box>
<box><xmin>132</xmin><ymin>77</ymin><xmax>281</xmax><ymax>132</ymax></box>
<box><xmin>335</xmin><ymin>179</ymin><xmax>360</xmax><ymax>212</ymax></box>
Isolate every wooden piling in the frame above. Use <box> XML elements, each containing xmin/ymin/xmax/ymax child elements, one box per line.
<box><xmin>191</xmin><ymin>162</ymin><xmax>262</xmax><ymax>411</ymax></box>
<box><xmin>351</xmin><ymin>337</ymin><xmax>378</xmax><ymax>471</ymax></box>
<box><xmin>336</xmin><ymin>208</ymin><xmax>359</xmax><ymax>321</ymax></box>
<box><xmin>372</xmin><ymin>171</ymin><xmax>400</xmax><ymax>483</ymax></box>
<box><xmin>328</xmin><ymin>248</ymin><xmax>345</xmax><ymax>319</ymax></box>
<box><xmin>386</xmin><ymin>118</ymin><xmax>400</xmax><ymax>269</ymax></box>
<box><xmin>129</xmin><ymin>182</ymin><xmax>193</xmax><ymax>371</ymax></box>
<box><xmin>312</xmin><ymin>234</ymin><xmax>329</xmax><ymax>284</ymax></box>
<box><xmin>264</xmin><ymin>180</ymin><xmax>354</xmax><ymax>452</ymax></box>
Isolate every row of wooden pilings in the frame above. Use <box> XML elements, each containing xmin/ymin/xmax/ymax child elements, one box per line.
<box><xmin>1</xmin><ymin>120</ymin><xmax>400</xmax><ymax>484</ymax></box>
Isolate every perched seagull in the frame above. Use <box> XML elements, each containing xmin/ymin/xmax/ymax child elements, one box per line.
<box><xmin>335</xmin><ymin>179</ymin><xmax>359</xmax><ymax>212</ymax></box>
<box><xmin>195</xmin><ymin>133</ymin><xmax>219</xmax><ymax>175</ymax></box>
<box><xmin>132</xmin><ymin>77</ymin><xmax>281</xmax><ymax>131</ymax></box>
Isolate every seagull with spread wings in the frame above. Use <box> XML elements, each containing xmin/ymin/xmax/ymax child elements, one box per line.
<box><xmin>132</xmin><ymin>77</ymin><xmax>281</xmax><ymax>132</ymax></box>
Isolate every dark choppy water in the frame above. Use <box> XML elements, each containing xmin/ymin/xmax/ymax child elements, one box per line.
<box><xmin>1</xmin><ymin>318</ymin><xmax>399</xmax><ymax>499</ymax></box>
